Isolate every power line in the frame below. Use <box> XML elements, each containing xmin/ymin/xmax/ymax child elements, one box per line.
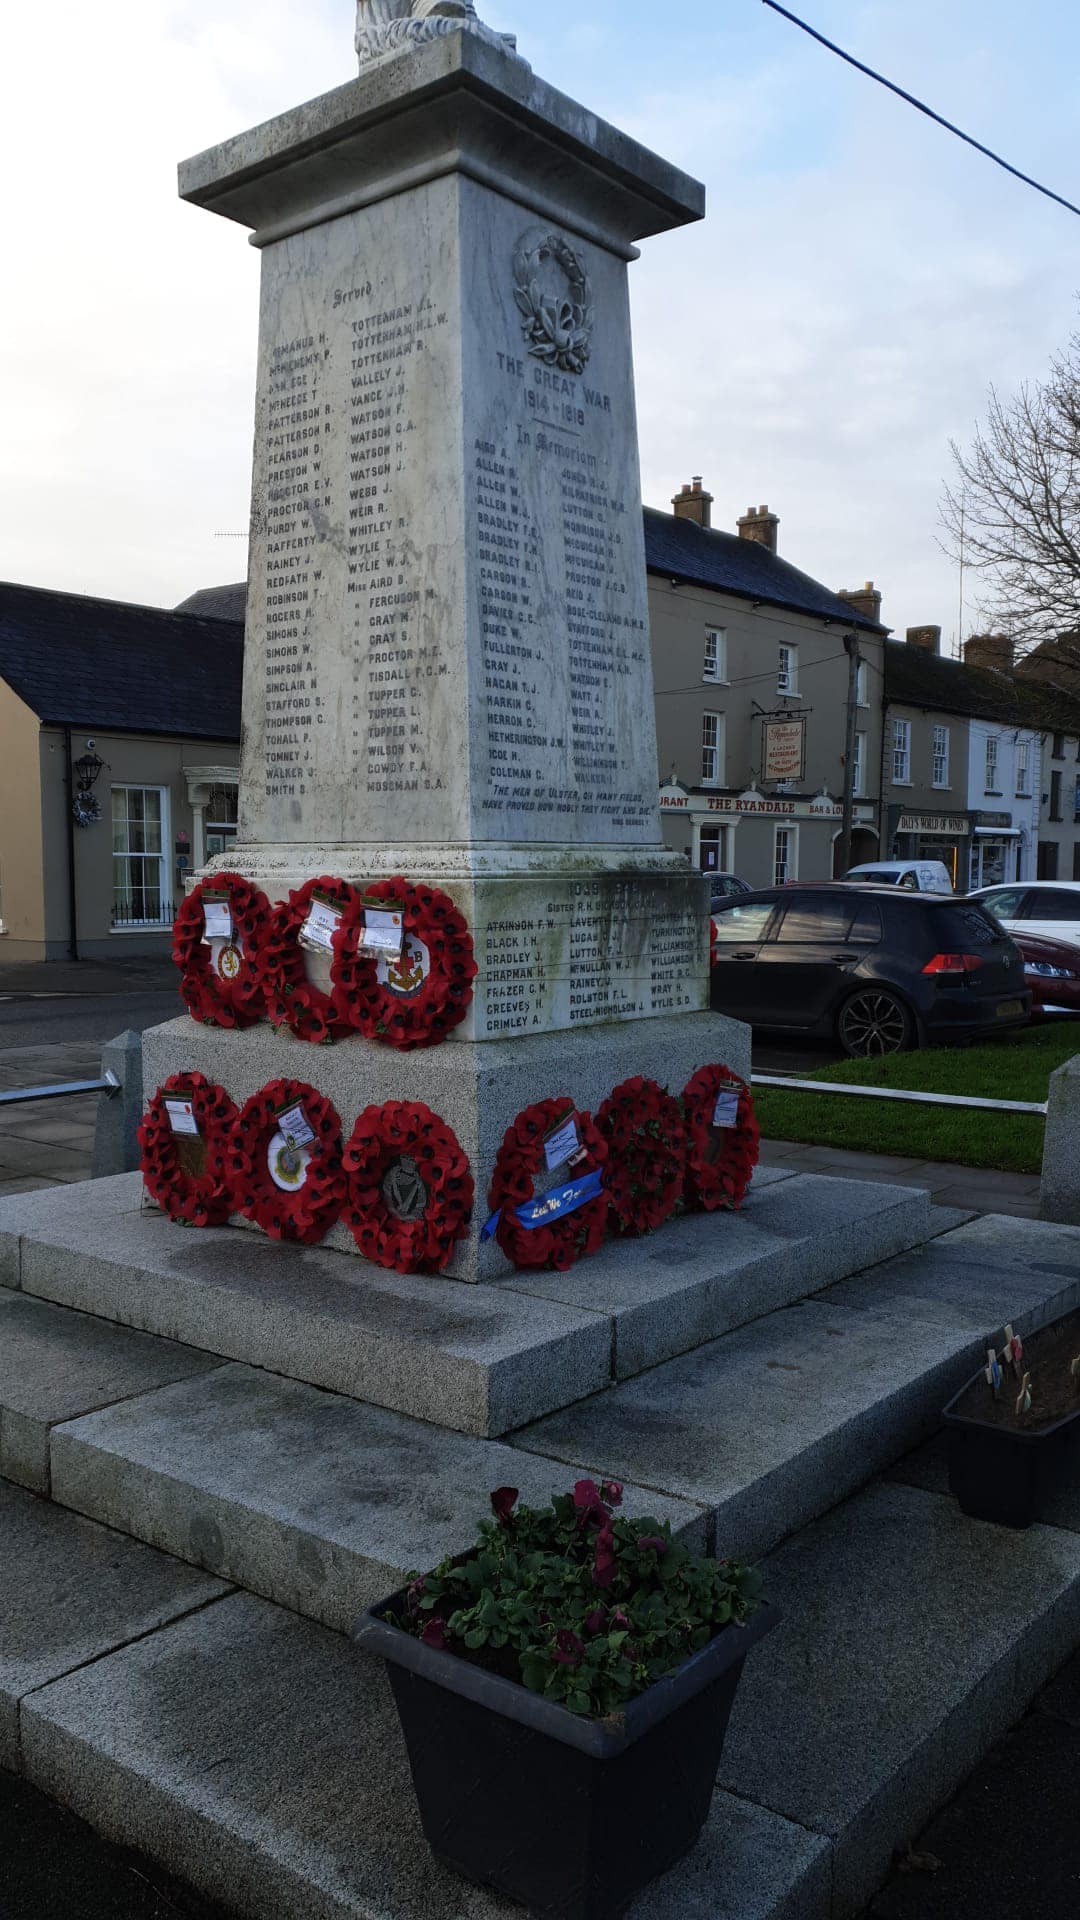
<box><xmin>654</xmin><ymin>642</ymin><xmax>885</xmax><ymax>699</ymax></box>
<box><xmin>762</xmin><ymin>0</ymin><xmax>1080</xmax><ymax>222</ymax></box>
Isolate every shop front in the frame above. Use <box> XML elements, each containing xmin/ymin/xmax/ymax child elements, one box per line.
<box><xmin>890</xmin><ymin>810</ymin><xmax>972</xmax><ymax>890</ymax></box>
<box><xmin>660</xmin><ymin>781</ymin><xmax>878</xmax><ymax>888</ymax></box>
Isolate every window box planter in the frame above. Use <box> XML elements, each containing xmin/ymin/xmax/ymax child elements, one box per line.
<box><xmin>945</xmin><ymin>1312</ymin><xmax>1080</xmax><ymax>1529</ymax></box>
<box><xmin>355</xmin><ymin>1587</ymin><xmax>777</xmax><ymax>1920</ymax></box>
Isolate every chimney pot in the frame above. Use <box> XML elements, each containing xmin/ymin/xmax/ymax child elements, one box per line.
<box><xmin>672</xmin><ymin>476</ymin><xmax>713</xmax><ymax>530</ymax></box>
<box><xmin>838</xmin><ymin>581</ymin><xmax>883</xmax><ymax>624</ymax></box>
<box><xmin>736</xmin><ymin>504</ymin><xmax>780</xmax><ymax>554</ymax></box>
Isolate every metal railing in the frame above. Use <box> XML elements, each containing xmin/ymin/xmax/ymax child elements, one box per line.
<box><xmin>751</xmin><ymin>1072</ymin><xmax>1047</xmax><ymax>1118</ymax></box>
<box><xmin>0</xmin><ymin>1072</ymin><xmax>120</xmax><ymax>1108</ymax></box>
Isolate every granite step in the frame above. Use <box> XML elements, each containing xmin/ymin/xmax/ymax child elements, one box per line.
<box><xmin>31</xmin><ymin>1211</ymin><xmax>1077</xmax><ymax>1625</ymax></box>
<box><xmin>12</xmin><ymin>1465</ymin><xmax>1080</xmax><ymax>1920</ymax></box>
<box><xmin>514</xmin><ymin>1211</ymin><xmax>1080</xmax><ymax>1561</ymax></box>
<box><xmin>0</xmin><ymin>1166</ymin><xmax>933</xmax><ymax>1440</ymax></box>
<box><xmin>47</xmin><ymin>1363</ymin><xmax>708</xmax><ymax>1633</ymax></box>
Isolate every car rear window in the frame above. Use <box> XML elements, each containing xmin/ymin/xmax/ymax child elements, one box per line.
<box><xmin>933</xmin><ymin>903</ymin><xmax>1005</xmax><ymax>947</ymax></box>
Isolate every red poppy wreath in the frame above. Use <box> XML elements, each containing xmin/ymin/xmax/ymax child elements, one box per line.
<box><xmin>596</xmin><ymin>1075</ymin><xmax>687</xmax><ymax>1237</ymax></box>
<box><xmin>343</xmin><ymin>1100</ymin><xmax>473</xmax><ymax>1274</ymax></box>
<box><xmin>229</xmin><ymin>1079</ymin><xmax>346</xmax><ymax>1244</ymax></box>
<box><xmin>486</xmin><ymin>1097</ymin><xmax>609</xmax><ymax>1272</ymax></box>
<box><xmin>680</xmin><ymin>1063</ymin><xmax>760</xmax><ymax>1213</ymax></box>
<box><xmin>138</xmin><ymin>1074</ymin><xmax>238</xmax><ymax>1228</ymax></box>
<box><xmin>258</xmin><ymin>876</ymin><xmax>360</xmax><ymax>1045</ymax></box>
<box><xmin>173</xmin><ymin>873</ymin><xmax>271</xmax><ymax>1028</ymax></box>
<box><xmin>330</xmin><ymin>878</ymin><xmax>478</xmax><ymax>1051</ymax></box>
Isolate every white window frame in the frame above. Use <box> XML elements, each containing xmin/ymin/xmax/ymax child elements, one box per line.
<box><xmin>773</xmin><ymin>824</ymin><xmax>798</xmax><ymax>886</ymax></box>
<box><xmin>702</xmin><ymin>627</ymin><xmax>727</xmax><ymax>684</ymax></box>
<box><xmin>1016</xmin><ymin>739</ymin><xmax>1032</xmax><ymax>796</ymax></box>
<box><xmin>852</xmin><ymin>730</ymin><xmax>866</xmax><ymax>797</ymax></box>
<box><xmin>932</xmin><ymin>723</ymin><xmax>950</xmax><ymax>790</ymax></box>
<box><xmin>111</xmin><ymin>785</ymin><xmax>170</xmax><ymax>931</ymax></box>
<box><xmin>892</xmin><ymin>718</ymin><xmax>911</xmax><ymax>785</ymax></box>
<box><xmin>777</xmin><ymin>643</ymin><xmax>799</xmax><ymax>696</ymax></box>
<box><xmin>701</xmin><ymin>710</ymin><xmax>725</xmax><ymax>787</ymax></box>
<box><xmin>856</xmin><ymin>660</ymin><xmax>868</xmax><ymax>707</ymax></box>
<box><xmin>985</xmin><ymin>734</ymin><xmax>999</xmax><ymax>793</ymax></box>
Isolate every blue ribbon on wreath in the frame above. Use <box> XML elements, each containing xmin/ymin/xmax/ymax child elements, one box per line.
<box><xmin>481</xmin><ymin>1166</ymin><xmax>604</xmax><ymax>1240</ymax></box>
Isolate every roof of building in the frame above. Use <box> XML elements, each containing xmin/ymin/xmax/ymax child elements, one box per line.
<box><xmin>885</xmin><ymin>638</ymin><xmax>1080</xmax><ymax>732</ymax></box>
<box><xmin>641</xmin><ymin>508</ymin><xmax>888</xmax><ymax>633</ymax></box>
<box><xmin>175</xmin><ymin>583</ymin><xmax>249</xmax><ymax>622</ymax></box>
<box><xmin>0</xmin><ymin>581</ymin><xmax>244</xmax><ymax>740</ymax></box>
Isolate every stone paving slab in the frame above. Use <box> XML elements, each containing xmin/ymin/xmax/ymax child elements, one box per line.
<box><xmin>0</xmin><ymin>1293</ymin><xmax>224</xmax><ymax>1495</ymax></box>
<box><xmin>22</xmin><ymin>1589</ymin><xmax>828</xmax><ymax>1920</ymax></box>
<box><xmin>501</xmin><ymin>1174</ymin><xmax>930</xmax><ymax>1379</ymax></box>
<box><xmin>49</xmin><ymin>1365</ymin><xmax>707</xmax><ymax>1630</ymax></box>
<box><xmin>8</xmin><ymin>1188</ymin><xmax>611</xmax><ymax>1439</ymax></box>
<box><xmin>514</xmin><ymin>1298</ymin><xmax>984</xmax><ymax>1562</ymax></box>
<box><xmin>0</xmin><ymin>1479</ymin><xmax>227</xmax><ymax>1771</ymax></box>
<box><xmin>718</xmin><ymin>1481</ymin><xmax>1080</xmax><ymax>1919</ymax></box>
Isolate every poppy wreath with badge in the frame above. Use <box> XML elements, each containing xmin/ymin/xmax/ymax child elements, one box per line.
<box><xmin>172</xmin><ymin>873</ymin><xmax>271</xmax><ymax>1028</ymax></box>
<box><xmin>138</xmin><ymin>1074</ymin><xmax>238</xmax><ymax>1228</ymax></box>
<box><xmin>229</xmin><ymin>1078</ymin><xmax>346</xmax><ymax>1244</ymax></box>
<box><xmin>330</xmin><ymin>877</ymin><xmax>478</xmax><ymax>1051</ymax></box>
<box><xmin>680</xmin><ymin>1063</ymin><xmax>760</xmax><ymax>1213</ymax></box>
<box><xmin>258</xmin><ymin>876</ymin><xmax>360</xmax><ymax>1045</ymax></box>
<box><xmin>343</xmin><ymin>1100</ymin><xmax>474</xmax><ymax>1274</ymax></box>
<box><xmin>487</xmin><ymin>1097</ymin><xmax>609</xmax><ymax>1273</ymax></box>
<box><xmin>596</xmin><ymin>1075</ymin><xmax>687</xmax><ymax>1237</ymax></box>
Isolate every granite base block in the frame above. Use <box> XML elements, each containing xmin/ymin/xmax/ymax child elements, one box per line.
<box><xmin>1040</xmin><ymin>1053</ymin><xmax>1080</xmax><ymax>1225</ymax></box>
<box><xmin>140</xmin><ymin>1009</ymin><xmax>751</xmax><ymax>1280</ymax></box>
<box><xmin>22</xmin><ymin>1586</ymin><xmax>829</xmax><ymax>1920</ymax></box>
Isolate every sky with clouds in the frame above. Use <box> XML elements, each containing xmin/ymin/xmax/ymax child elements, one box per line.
<box><xmin>2</xmin><ymin>0</ymin><xmax>1078</xmax><ymax>651</ymax></box>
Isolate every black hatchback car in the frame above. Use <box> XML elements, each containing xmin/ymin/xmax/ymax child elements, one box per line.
<box><xmin>710</xmin><ymin>884</ymin><xmax>1030</xmax><ymax>1056</ymax></box>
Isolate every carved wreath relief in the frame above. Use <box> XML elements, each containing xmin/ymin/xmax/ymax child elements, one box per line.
<box><xmin>513</xmin><ymin>232</ymin><xmax>594</xmax><ymax>377</ymax></box>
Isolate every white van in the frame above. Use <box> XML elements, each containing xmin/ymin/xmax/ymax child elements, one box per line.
<box><xmin>844</xmin><ymin>860</ymin><xmax>954</xmax><ymax>894</ymax></box>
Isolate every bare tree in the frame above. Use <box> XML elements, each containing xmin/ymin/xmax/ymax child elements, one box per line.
<box><xmin>941</xmin><ymin>328</ymin><xmax>1080</xmax><ymax>653</ymax></box>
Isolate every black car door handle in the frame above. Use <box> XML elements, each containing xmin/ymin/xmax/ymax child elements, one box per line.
<box><xmin>830</xmin><ymin>952</ymin><xmax>856</xmax><ymax>962</ymax></box>
<box><xmin>731</xmin><ymin>950</ymin><xmax>757</xmax><ymax>961</ymax></box>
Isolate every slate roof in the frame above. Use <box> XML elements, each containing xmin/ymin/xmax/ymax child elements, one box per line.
<box><xmin>642</xmin><ymin>508</ymin><xmax>888</xmax><ymax>633</ymax></box>
<box><xmin>0</xmin><ymin>581</ymin><xmax>244</xmax><ymax>740</ymax></box>
<box><xmin>175</xmin><ymin>583</ymin><xmax>249</xmax><ymax>622</ymax></box>
<box><xmin>885</xmin><ymin>639</ymin><xmax>1080</xmax><ymax>733</ymax></box>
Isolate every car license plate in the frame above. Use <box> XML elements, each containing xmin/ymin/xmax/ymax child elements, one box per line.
<box><xmin>996</xmin><ymin>999</ymin><xmax>1023</xmax><ymax>1018</ymax></box>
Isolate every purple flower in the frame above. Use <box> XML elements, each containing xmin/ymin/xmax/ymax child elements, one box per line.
<box><xmin>422</xmin><ymin>1615</ymin><xmax>448</xmax><ymax>1650</ymax></box>
<box><xmin>584</xmin><ymin>1608</ymin><xmax>606</xmax><ymax>1635</ymax></box>
<box><xmin>637</xmin><ymin>1535</ymin><xmax>668</xmax><ymax>1557</ymax></box>
<box><xmin>573</xmin><ymin>1480</ymin><xmax>608</xmax><ymax>1529</ymax></box>
<box><xmin>600</xmin><ymin>1480</ymin><xmax>624</xmax><ymax>1508</ymax></box>
<box><xmin>490</xmin><ymin>1486</ymin><xmax>519</xmax><ymax>1527</ymax></box>
<box><xmin>612</xmin><ymin>1608</ymin><xmax>631</xmax><ymax>1631</ymax></box>
<box><xmin>553</xmin><ymin>1629</ymin><xmax>585</xmax><ymax>1669</ymax></box>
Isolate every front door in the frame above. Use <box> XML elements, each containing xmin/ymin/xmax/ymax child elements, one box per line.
<box><xmin>709</xmin><ymin>897</ymin><xmax>779</xmax><ymax>1021</ymax></box>
<box><xmin>754</xmin><ymin>892</ymin><xmax>865</xmax><ymax>1027</ymax></box>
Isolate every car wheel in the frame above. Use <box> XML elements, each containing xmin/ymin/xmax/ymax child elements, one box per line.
<box><xmin>837</xmin><ymin>987</ymin><xmax>914</xmax><ymax>1059</ymax></box>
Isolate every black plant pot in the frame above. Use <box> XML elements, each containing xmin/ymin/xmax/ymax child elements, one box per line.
<box><xmin>945</xmin><ymin>1371</ymin><xmax>1080</xmax><ymax>1529</ymax></box>
<box><xmin>354</xmin><ymin>1592</ymin><xmax>777</xmax><ymax>1920</ymax></box>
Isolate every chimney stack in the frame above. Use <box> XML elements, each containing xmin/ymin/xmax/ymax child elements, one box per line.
<box><xmin>736</xmin><ymin>503</ymin><xmax>779</xmax><ymax>553</ymax></box>
<box><xmin>672</xmin><ymin>476</ymin><xmax>713</xmax><ymax>530</ymax></box>
<box><xmin>906</xmin><ymin>625</ymin><xmax>941</xmax><ymax>654</ymax></box>
<box><xmin>964</xmin><ymin>633</ymin><xmax>1014</xmax><ymax>673</ymax></box>
<box><xmin>838</xmin><ymin>580</ymin><xmax>882</xmax><ymax>626</ymax></box>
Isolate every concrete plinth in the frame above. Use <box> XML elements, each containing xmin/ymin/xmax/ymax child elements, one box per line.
<box><xmin>1039</xmin><ymin>1052</ymin><xmax>1080</xmax><ymax>1225</ymax></box>
<box><xmin>142</xmin><ymin>1007</ymin><xmax>750</xmax><ymax>1279</ymax></box>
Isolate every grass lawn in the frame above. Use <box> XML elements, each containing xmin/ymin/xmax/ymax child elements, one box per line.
<box><xmin>753</xmin><ymin>1023</ymin><xmax>1080</xmax><ymax>1175</ymax></box>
